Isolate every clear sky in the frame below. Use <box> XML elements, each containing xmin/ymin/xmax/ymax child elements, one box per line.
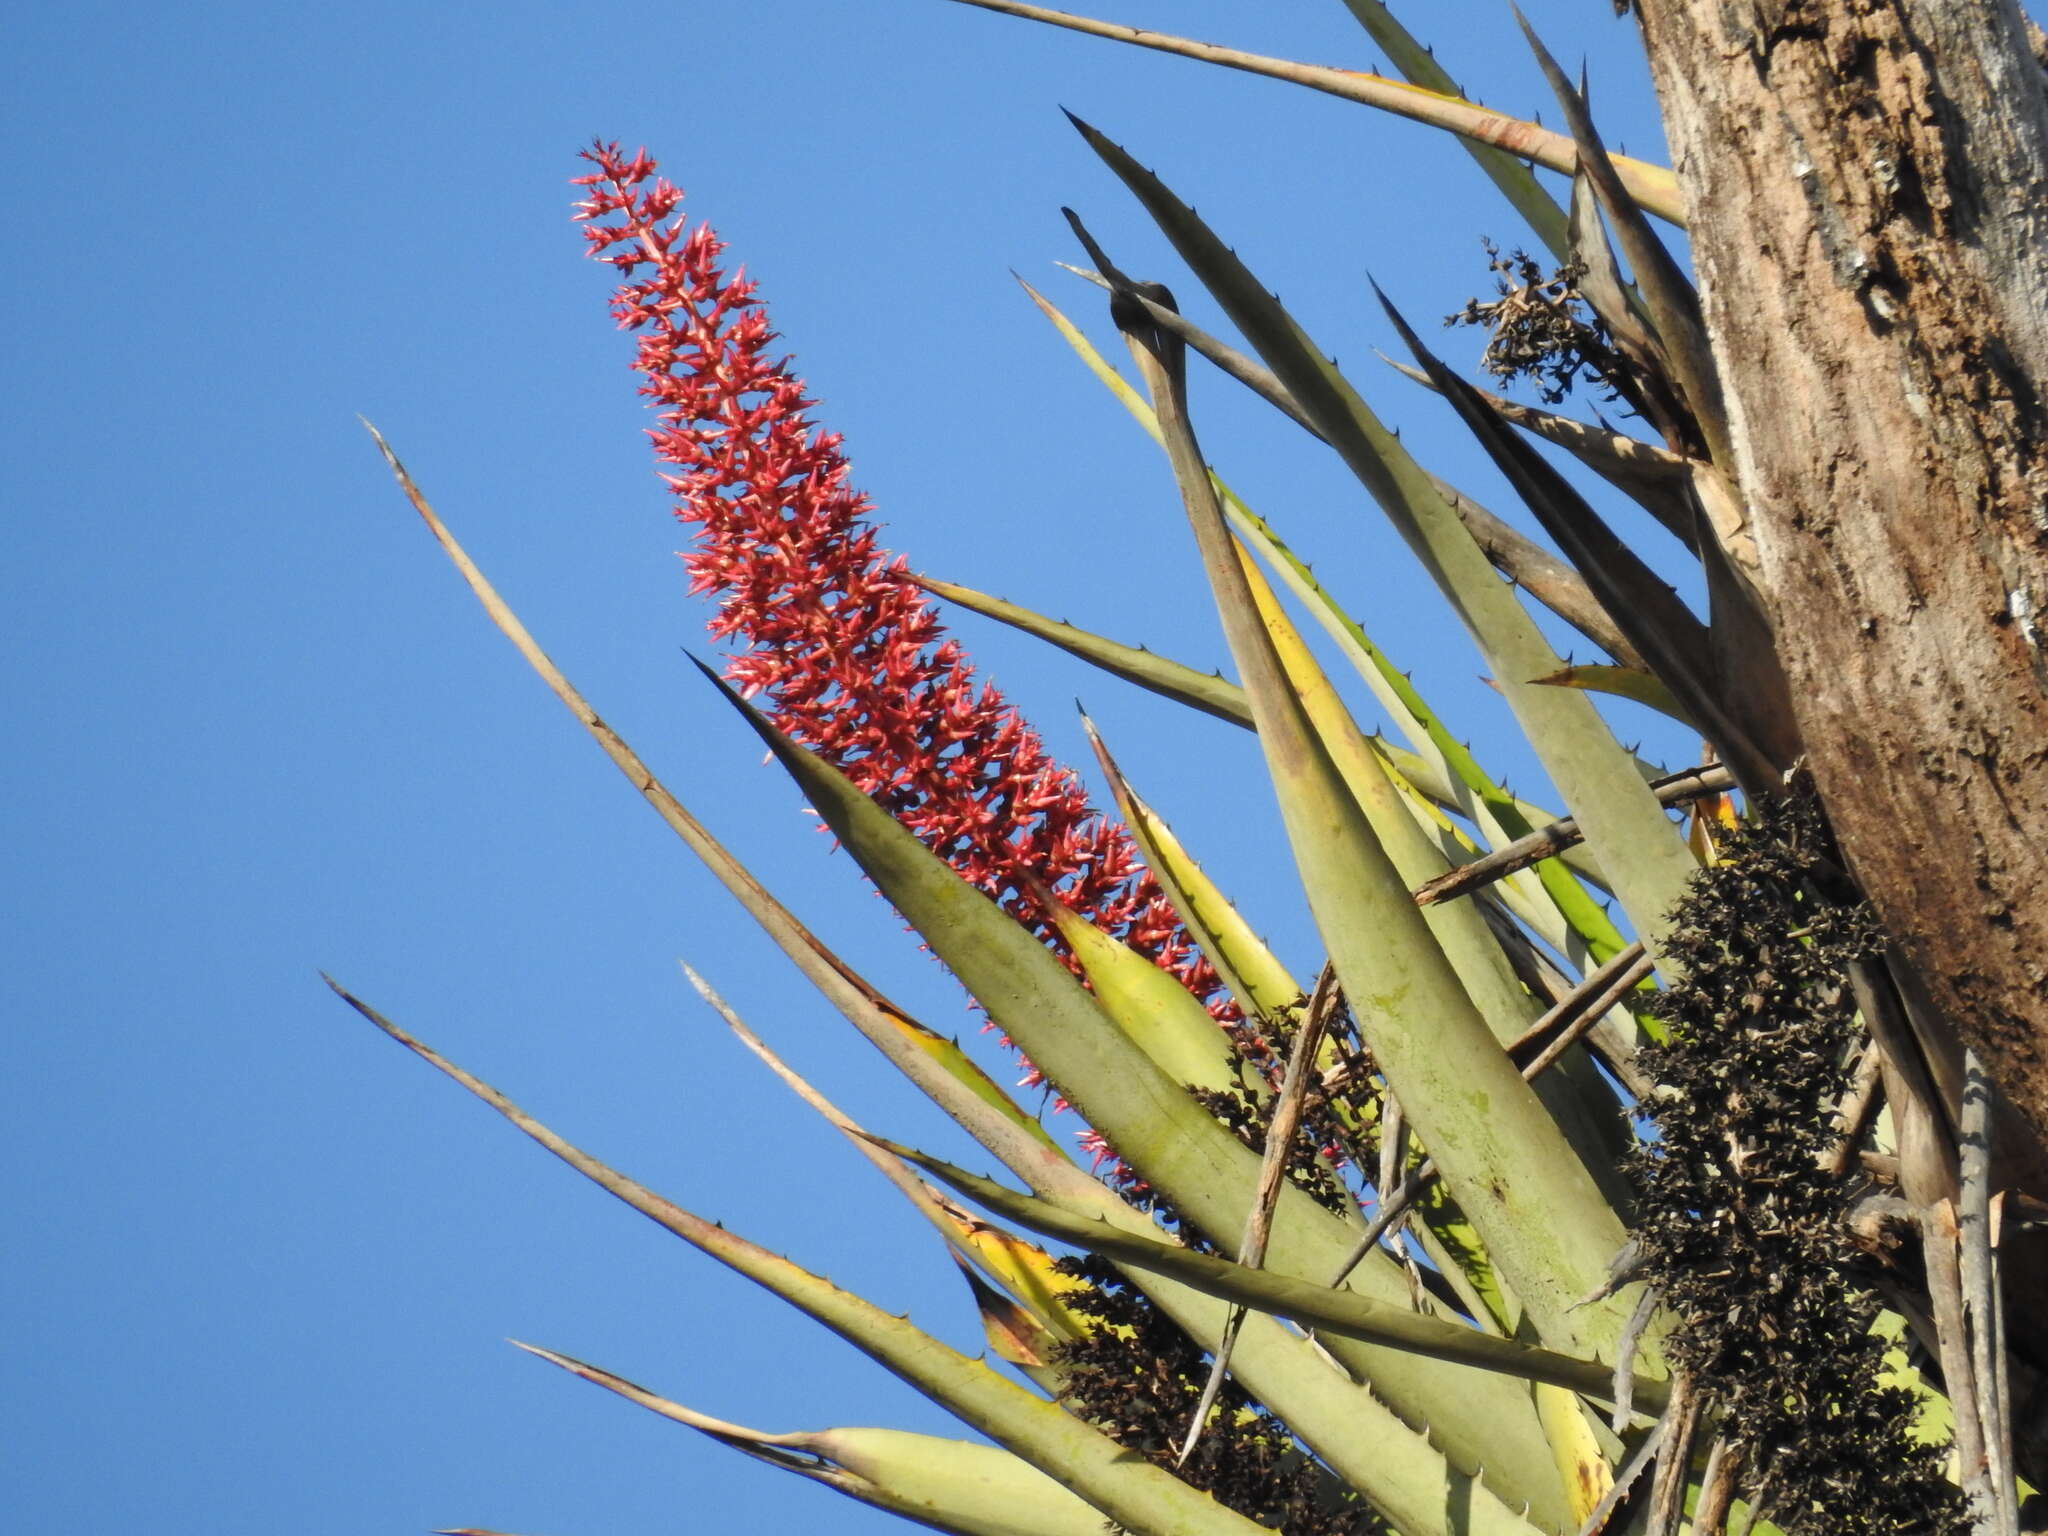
<box><xmin>5</xmin><ymin>5</ymin><xmax>1685</xmax><ymax>1532</ymax></box>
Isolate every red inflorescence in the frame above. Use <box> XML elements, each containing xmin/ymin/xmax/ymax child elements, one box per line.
<box><xmin>571</xmin><ymin>143</ymin><xmax>1237</xmax><ymax>1108</ymax></box>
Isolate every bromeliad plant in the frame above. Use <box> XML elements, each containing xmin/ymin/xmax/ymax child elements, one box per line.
<box><xmin>341</xmin><ymin>6</ymin><xmax>2046</xmax><ymax>1535</ymax></box>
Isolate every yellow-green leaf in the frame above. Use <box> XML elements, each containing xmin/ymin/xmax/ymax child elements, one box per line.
<box><xmin>1082</xmin><ymin>718</ymin><xmax>1304</xmax><ymax>1024</ymax></box>
<box><xmin>1097</xmin><ymin>273</ymin><xmax>1639</xmax><ymax>1365</ymax></box>
<box><xmin>1529</xmin><ymin>665</ymin><xmax>1695</xmax><ymax>729</ymax></box>
<box><xmin>1534</xmin><ymin>1382</ymin><xmax>1617</xmax><ymax>1528</ymax></box>
<box><xmin>1041</xmin><ymin>896</ymin><xmax>1255</xmax><ymax>1098</ymax></box>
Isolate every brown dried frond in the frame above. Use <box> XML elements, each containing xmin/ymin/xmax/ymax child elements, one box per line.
<box><xmin>1448</xmin><ymin>242</ymin><xmax>1623</xmax><ymax>404</ymax></box>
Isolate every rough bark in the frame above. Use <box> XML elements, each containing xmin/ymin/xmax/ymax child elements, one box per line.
<box><xmin>1632</xmin><ymin>0</ymin><xmax>2048</xmax><ymax>1155</ymax></box>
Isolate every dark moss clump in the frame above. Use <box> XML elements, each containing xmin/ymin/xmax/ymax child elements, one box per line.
<box><xmin>1188</xmin><ymin>988</ymin><xmax>1373</xmax><ymax>1222</ymax></box>
<box><xmin>1099</xmin><ymin>984</ymin><xmax>1374</xmax><ymax>1245</ymax></box>
<box><xmin>1190</xmin><ymin>1079</ymin><xmax>1355</xmax><ymax>1217</ymax></box>
<box><xmin>1627</xmin><ymin>792</ymin><xmax>1967</xmax><ymax>1536</ymax></box>
<box><xmin>1051</xmin><ymin>1256</ymin><xmax>1379</xmax><ymax>1534</ymax></box>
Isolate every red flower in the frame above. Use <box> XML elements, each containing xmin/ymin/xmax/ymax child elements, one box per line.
<box><xmin>572</xmin><ymin>143</ymin><xmax>1240</xmax><ymax>1074</ymax></box>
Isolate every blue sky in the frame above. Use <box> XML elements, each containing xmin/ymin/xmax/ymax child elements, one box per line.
<box><xmin>5</xmin><ymin>5</ymin><xmax>1686</xmax><ymax>1532</ymax></box>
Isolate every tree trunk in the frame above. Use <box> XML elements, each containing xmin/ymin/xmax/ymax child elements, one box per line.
<box><xmin>1632</xmin><ymin>0</ymin><xmax>2048</xmax><ymax>1159</ymax></box>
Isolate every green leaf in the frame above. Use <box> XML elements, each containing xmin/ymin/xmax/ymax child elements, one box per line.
<box><xmin>1105</xmin><ymin>282</ymin><xmax>1646</xmax><ymax>1368</ymax></box>
<box><xmin>1073</xmin><ymin>754</ymin><xmax>1527</xmax><ymax>1326</ymax></box>
<box><xmin>1011</xmin><ymin>280</ymin><xmax>1615</xmax><ymax>927</ymax></box>
<box><xmin>329</xmin><ymin>981</ymin><xmax>1279</xmax><ymax>1536</ymax></box>
<box><xmin>912</xmin><ymin>569</ymin><xmax>1246</xmax><ymax>727</ymax></box>
<box><xmin>880</xmin><ymin>1138</ymin><xmax>1669</xmax><ymax>1413</ymax></box>
<box><xmin>689</xmin><ymin>891</ymin><xmax>1566</xmax><ymax>1535</ymax></box>
<box><xmin>682</xmin><ymin>961</ymin><xmax>1103</xmax><ymax>1357</ymax></box>
<box><xmin>1064</xmin><ymin>120</ymin><xmax>1699</xmax><ymax>973</ymax></box>
<box><xmin>1102</xmin><ymin>281</ymin><xmax>1641</xmax><ymax>1369</ymax></box>
<box><xmin>1053</xmin><ymin>263</ymin><xmax>1681</xmax><ymax>627</ymax></box>
<box><xmin>368</xmin><ymin>443</ymin><xmax>1569</xmax><ymax>1526</ymax></box>
<box><xmin>1226</xmin><ymin>500</ymin><xmax>1623</xmax><ymax>964</ymax></box>
<box><xmin>1235</xmin><ymin>540</ymin><xmax>1537</xmax><ymax>1033</ymax></box>
<box><xmin>698</xmin><ymin>664</ymin><xmax>1576</xmax><ymax>1520</ymax></box>
<box><xmin>515</xmin><ymin>1343</ymin><xmax>1119</xmax><ymax>1536</ymax></box>
<box><xmin>1408</xmin><ymin>1171</ymin><xmax>1514</xmax><ymax>1334</ymax></box>
<box><xmin>1050</xmin><ymin>263</ymin><xmax>1318</xmax><ymax>440</ymax></box>
<box><xmin>1017</xmin><ymin>270</ymin><xmax>1160</xmax><ymax>432</ymax></box>
<box><xmin>692</xmin><ymin>653</ymin><xmax>1262</xmax><ymax>1252</ymax></box>
<box><xmin>1241</xmin><ymin>541</ymin><xmax>1636</xmax><ymax>1270</ymax></box>
<box><xmin>717</xmin><ymin>934</ymin><xmax>1560</xmax><ymax>1536</ymax></box>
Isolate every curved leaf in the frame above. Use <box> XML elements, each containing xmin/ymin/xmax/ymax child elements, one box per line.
<box><xmin>1332</xmin><ymin>0</ymin><xmax>1573</xmax><ymax>256</ymax></box>
<box><xmin>1378</xmin><ymin>295</ymin><xmax>1765</xmax><ymax>788</ymax></box>
<box><xmin>1380</xmin><ymin>354</ymin><xmax>1700</xmax><ymax>550</ymax></box>
<box><xmin>515</xmin><ymin>1343</ymin><xmax>1115</xmax><ymax>1536</ymax></box>
<box><xmin>1238</xmin><ymin>542</ymin><xmax>1630</xmax><ymax>1209</ymax></box>
<box><xmin>1227</xmin><ymin>500</ymin><xmax>1622</xmax><ymax>963</ymax></box>
<box><xmin>1011</xmin><ymin>279</ymin><xmax>1614</xmax><ymax>920</ymax></box>
<box><xmin>682</xmin><ymin>961</ymin><xmax>1100</xmax><ymax>1350</ymax></box>
<box><xmin>367</xmin><ymin>427</ymin><xmax>1074</xmax><ymax>1190</ymax></box>
<box><xmin>368</xmin><ymin>441</ymin><xmax>1568</xmax><ymax>1527</ymax></box>
<box><xmin>329</xmin><ymin>981</ymin><xmax>1279</xmax><ymax>1536</ymax></box>
<box><xmin>943</xmin><ymin>0</ymin><xmax>1681</xmax><ymax>221</ymax></box>
<box><xmin>1235</xmin><ymin>541</ymin><xmax>1537</xmax><ymax>1034</ymax></box>
<box><xmin>954</xmin><ymin>1255</ymin><xmax>1071</xmax><ymax>1388</ymax></box>
<box><xmin>1107</xmin><ymin>278</ymin><xmax>1638</xmax><ymax>1364</ymax></box>
<box><xmin>1516</xmin><ymin>12</ymin><xmax>1722</xmax><ymax>450</ymax></box>
<box><xmin>941</xmin><ymin>1223</ymin><xmax>1094</xmax><ymax>1352</ymax></box>
<box><xmin>1106</xmin><ymin>279</ymin><xmax>1632</xmax><ymax>1334</ymax></box>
